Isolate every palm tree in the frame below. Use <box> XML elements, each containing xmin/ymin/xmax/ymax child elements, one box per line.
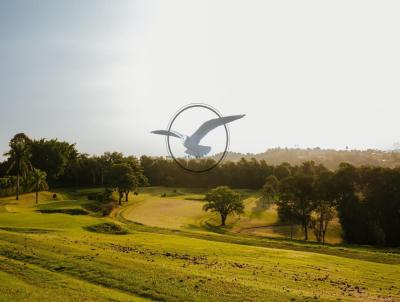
<box><xmin>5</xmin><ymin>134</ymin><xmax>32</xmax><ymax>200</ymax></box>
<box><xmin>29</xmin><ymin>169</ymin><xmax>48</xmax><ymax>204</ymax></box>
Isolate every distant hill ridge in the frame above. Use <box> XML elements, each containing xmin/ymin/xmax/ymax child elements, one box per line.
<box><xmin>212</xmin><ymin>148</ymin><xmax>400</xmax><ymax>169</ymax></box>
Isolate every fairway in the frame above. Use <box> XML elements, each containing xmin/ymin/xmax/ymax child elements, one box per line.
<box><xmin>120</xmin><ymin>189</ymin><xmax>278</xmax><ymax>232</ymax></box>
<box><xmin>121</xmin><ymin>188</ymin><xmax>342</xmax><ymax>244</ymax></box>
<box><xmin>0</xmin><ymin>188</ymin><xmax>399</xmax><ymax>302</ymax></box>
<box><xmin>122</xmin><ymin>194</ymin><xmax>208</xmax><ymax>230</ymax></box>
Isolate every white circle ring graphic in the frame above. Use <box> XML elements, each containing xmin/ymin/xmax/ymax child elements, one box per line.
<box><xmin>166</xmin><ymin>103</ymin><xmax>230</xmax><ymax>173</ymax></box>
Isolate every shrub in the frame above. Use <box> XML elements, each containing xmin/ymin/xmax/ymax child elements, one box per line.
<box><xmin>83</xmin><ymin>200</ymin><xmax>116</xmax><ymax>217</ymax></box>
<box><xmin>87</xmin><ymin>188</ymin><xmax>113</xmax><ymax>203</ymax></box>
<box><xmin>84</xmin><ymin>222</ymin><xmax>128</xmax><ymax>235</ymax></box>
<box><xmin>102</xmin><ymin>202</ymin><xmax>116</xmax><ymax>216</ymax></box>
<box><xmin>38</xmin><ymin>209</ymin><xmax>88</xmax><ymax>215</ymax></box>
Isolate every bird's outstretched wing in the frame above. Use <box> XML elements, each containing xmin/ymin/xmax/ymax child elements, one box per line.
<box><xmin>151</xmin><ymin>130</ymin><xmax>183</xmax><ymax>139</ymax></box>
<box><xmin>190</xmin><ymin>114</ymin><xmax>245</xmax><ymax>144</ymax></box>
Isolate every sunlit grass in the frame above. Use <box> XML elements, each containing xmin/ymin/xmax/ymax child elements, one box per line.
<box><xmin>0</xmin><ymin>188</ymin><xmax>398</xmax><ymax>301</ymax></box>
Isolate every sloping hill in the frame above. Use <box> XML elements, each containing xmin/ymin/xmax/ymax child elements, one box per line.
<box><xmin>0</xmin><ymin>189</ymin><xmax>399</xmax><ymax>302</ymax></box>
<box><xmin>212</xmin><ymin>148</ymin><xmax>400</xmax><ymax>169</ymax></box>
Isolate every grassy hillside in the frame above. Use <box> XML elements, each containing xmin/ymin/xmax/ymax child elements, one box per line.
<box><xmin>0</xmin><ymin>188</ymin><xmax>399</xmax><ymax>301</ymax></box>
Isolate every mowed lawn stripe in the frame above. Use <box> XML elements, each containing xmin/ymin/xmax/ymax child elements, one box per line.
<box><xmin>1</xmin><ymin>228</ymin><xmax>399</xmax><ymax>302</ymax></box>
<box><xmin>0</xmin><ymin>255</ymin><xmax>148</xmax><ymax>302</ymax></box>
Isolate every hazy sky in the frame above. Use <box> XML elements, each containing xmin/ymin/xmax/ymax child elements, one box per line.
<box><xmin>1</xmin><ymin>0</ymin><xmax>400</xmax><ymax>158</ymax></box>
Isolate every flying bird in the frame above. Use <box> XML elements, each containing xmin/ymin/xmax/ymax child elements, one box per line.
<box><xmin>151</xmin><ymin>114</ymin><xmax>245</xmax><ymax>158</ymax></box>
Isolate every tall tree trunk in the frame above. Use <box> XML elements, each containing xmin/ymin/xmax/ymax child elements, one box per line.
<box><xmin>322</xmin><ymin>220</ymin><xmax>329</xmax><ymax>245</ymax></box>
<box><xmin>290</xmin><ymin>222</ymin><xmax>293</xmax><ymax>240</ymax></box>
<box><xmin>316</xmin><ymin>213</ymin><xmax>323</xmax><ymax>243</ymax></box>
<box><xmin>220</xmin><ymin>214</ymin><xmax>227</xmax><ymax>226</ymax></box>
<box><xmin>118</xmin><ymin>191</ymin><xmax>123</xmax><ymax>205</ymax></box>
<box><xmin>290</xmin><ymin>211</ymin><xmax>294</xmax><ymax>239</ymax></box>
<box><xmin>35</xmin><ymin>185</ymin><xmax>38</xmax><ymax>204</ymax></box>
<box><xmin>16</xmin><ymin>172</ymin><xmax>20</xmax><ymax>200</ymax></box>
<box><xmin>125</xmin><ymin>192</ymin><xmax>129</xmax><ymax>202</ymax></box>
<box><xmin>319</xmin><ymin>214</ymin><xmax>323</xmax><ymax>243</ymax></box>
<box><xmin>304</xmin><ymin>222</ymin><xmax>308</xmax><ymax>241</ymax></box>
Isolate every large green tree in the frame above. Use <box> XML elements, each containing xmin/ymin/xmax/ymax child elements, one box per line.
<box><xmin>333</xmin><ymin>164</ymin><xmax>400</xmax><ymax>246</ymax></box>
<box><xmin>332</xmin><ymin>163</ymin><xmax>366</xmax><ymax>244</ymax></box>
<box><xmin>278</xmin><ymin>173</ymin><xmax>314</xmax><ymax>240</ymax></box>
<box><xmin>203</xmin><ymin>186</ymin><xmax>244</xmax><ymax>226</ymax></box>
<box><xmin>124</xmin><ymin>155</ymin><xmax>148</xmax><ymax>187</ymax></box>
<box><xmin>4</xmin><ymin>133</ymin><xmax>32</xmax><ymax>200</ymax></box>
<box><xmin>108</xmin><ymin>163</ymin><xmax>138</xmax><ymax>205</ymax></box>
<box><xmin>311</xmin><ymin>171</ymin><xmax>336</xmax><ymax>244</ymax></box>
<box><xmin>29</xmin><ymin>139</ymin><xmax>78</xmax><ymax>185</ymax></box>
<box><xmin>261</xmin><ymin>175</ymin><xmax>279</xmax><ymax>207</ymax></box>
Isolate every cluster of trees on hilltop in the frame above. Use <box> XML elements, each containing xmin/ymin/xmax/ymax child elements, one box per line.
<box><xmin>263</xmin><ymin>161</ymin><xmax>400</xmax><ymax>247</ymax></box>
<box><xmin>213</xmin><ymin>148</ymin><xmax>400</xmax><ymax>169</ymax></box>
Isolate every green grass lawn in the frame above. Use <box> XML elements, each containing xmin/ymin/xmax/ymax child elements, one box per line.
<box><xmin>121</xmin><ymin>187</ymin><xmax>342</xmax><ymax>243</ymax></box>
<box><xmin>0</xmin><ymin>188</ymin><xmax>399</xmax><ymax>301</ymax></box>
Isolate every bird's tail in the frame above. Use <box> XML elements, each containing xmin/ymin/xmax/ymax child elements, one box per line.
<box><xmin>184</xmin><ymin>145</ymin><xmax>211</xmax><ymax>158</ymax></box>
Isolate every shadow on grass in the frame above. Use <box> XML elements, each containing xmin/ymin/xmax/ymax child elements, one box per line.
<box><xmin>0</xmin><ymin>227</ymin><xmax>55</xmax><ymax>234</ymax></box>
<box><xmin>37</xmin><ymin>209</ymin><xmax>89</xmax><ymax>215</ymax></box>
<box><xmin>84</xmin><ymin>222</ymin><xmax>129</xmax><ymax>235</ymax></box>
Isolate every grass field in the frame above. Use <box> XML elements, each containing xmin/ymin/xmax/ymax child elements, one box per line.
<box><xmin>0</xmin><ymin>187</ymin><xmax>399</xmax><ymax>301</ymax></box>
<box><xmin>121</xmin><ymin>187</ymin><xmax>342</xmax><ymax>243</ymax></box>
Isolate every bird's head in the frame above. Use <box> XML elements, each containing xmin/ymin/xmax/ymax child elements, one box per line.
<box><xmin>182</xmin><ymin>135</ymin><xmax>190</xmax><ymax>145</ymax></box>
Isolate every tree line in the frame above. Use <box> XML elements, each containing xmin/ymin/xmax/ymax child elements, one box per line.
<box><xmin>1</xmin><ymin>133</ymin><xmax>399</xmax><ymax>246</ymax></box>
<box><xmin>0</xmin><ymin>133</ymin><xmax>147</xmax><ymax>206</ymax></box>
